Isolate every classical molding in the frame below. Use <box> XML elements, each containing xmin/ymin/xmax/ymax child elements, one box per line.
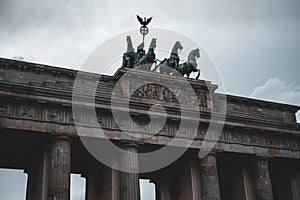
<box><xmin>1</xmin><ymin>98</ymin><xmax>299</xmax><ymax>152</ymax></box>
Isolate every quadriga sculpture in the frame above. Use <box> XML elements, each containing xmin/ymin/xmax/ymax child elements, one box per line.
<box><xmin>175</xmin><ymin>48</ymin><xmax>201</xmax><ymax>79</ymax></box>
<box><xmin>152</xmin><ymin>41</ymin><xmax>183</xmax><ymax>75</ymax></box>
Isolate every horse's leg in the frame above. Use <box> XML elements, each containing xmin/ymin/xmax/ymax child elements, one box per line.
<box><xmin>196</xmin><ymin>70</ymin><xmax>200</xmax><ymax>80</ymax></box>
<box><xmin>161</xmin><ymin>63</ymin><xmax>172</xmax><ymax>75</ymax></box>
<box><xmin>126</xmin><ymin>57</ymin><xmax>131</xmax><ymax>68</ymax></box>
<box><xmin>154</xmin><ymin>59</ymin><xmax>165</xmax><ymax>73</ymax></box>
<box><xmin>146</xmin><ymin>63</ymin><xmax>152</xmax><ymax>71</ymax></box>
<box><xmin>160</xmin><ymin>67</ymin><xmax>163</xmax><ymax>74</ymax></box>
<box><xmin>160</xmin><ymin>65</ymin><xmax>165</xmax><ymax>74</ymax></box>
<box><xmin>169</xmin><ymin>68</ymin><xmax>174</xmax><ymax>76</ymax></box>
<box><xmin>167</xmin><ymin>67</ymin><xmax>173</xmax><ymax>75</ymax></box>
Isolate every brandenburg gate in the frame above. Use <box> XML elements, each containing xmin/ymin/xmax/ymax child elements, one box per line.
<box><xmin>0</xmin><ymin>57</ymin><xmax>300</xmax><ymax>200</ymax></box>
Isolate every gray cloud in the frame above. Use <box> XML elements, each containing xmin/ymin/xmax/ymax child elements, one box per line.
<box><xmin>250</xmin><ymin>77</ymin><xmax>300</xmax><ymax>102</ymax></box>
<box><xmin>0</xmin><ymin>0</ymin><xmax>300</xmax><ymax>199</ymax></box>
<box><xmin>0</xmin><ymin>0</ymin><xmax>299</xmax><ymax>96</ymax></box>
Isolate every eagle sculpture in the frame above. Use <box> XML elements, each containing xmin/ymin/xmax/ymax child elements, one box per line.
<box><xmin>137</xmin><ymin>15</ymin><xmax>152</xmax><ymax>26</ymax></box>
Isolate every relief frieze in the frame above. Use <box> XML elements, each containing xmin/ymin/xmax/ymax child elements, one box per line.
<box><xmin>20</xmin><ymin>106</ymin><xmax>34</xmax><ymax>118</ymax></box>
<box><xmin>0</xmin><ymin>105</ymin><xmax>9</xmax><ymax>115</ymax></box>
<box><xmin>129</xmin><ymin>83</ymin><xmax>207</xmax><ymax>107</ymax></box>
<box><xmin>46</xmin><ymin>109</ymin><xmax>60</xmax><ymax>121</ymax></box>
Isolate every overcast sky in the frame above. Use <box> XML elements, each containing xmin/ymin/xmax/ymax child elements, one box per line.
<box><xmin>0</xmin><ymin>0</ymin><xmax>300</xmax><ymax>199</ymax></box>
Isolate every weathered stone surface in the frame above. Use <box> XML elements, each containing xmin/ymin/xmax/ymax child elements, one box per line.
<box><xmin>254</xmin><ymin>157</ymin><xmax>274</xmax><ymax>200</ymax></box>
<box><xmin>120</xmin><ymin>143</ymin><xmax>140</xmax><ymax>200</ymax></box>
<box><xmin>201</xmin><ymin>153</ymin><xmax>221</xmax><ymax>200</ymax></box>
<box><xmin>0</xmin><ymin>58</ymin><xmax>300</xmax><ymax>200</ymax></box>
<box><xmin>48</xmin><ymin>136</ymin><xmax>71</xmax><ymax>200</ymax></box>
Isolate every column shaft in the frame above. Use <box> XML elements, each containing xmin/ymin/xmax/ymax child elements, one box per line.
<box><xmin>48</xmin><ymin>136</ymin><xmax>71</xmax><ymax>200</ymax></box>
<box><xmin>201</xmin><ymin>153</ymin><xmax>221</xmax><ymax>200</ymax></box>
<box><xmin>26</xmin><ymin>145</ymin><xmax>49</xmax><ymax>200</ymax></box>
<box><xmin>291</xmin><ymin>168</ymin><xmax>300</xmax><ymax>200</ymax></box>
<box><xmin>254</xmin><ymin>158</ymin><xmax>273</xmax><ymax>200</ymax></box>
<box><xmin>85</xmin><ymin>172</ymin><xmax>98</xmax><ymax>200</ymax></box>
<box><xmin>120</xmin><ymin>143</ymin><xmax>140</xmax><ymax>200</ymax></box>
<box><xmin>155</xmin><ymin>182</ymin><xmax>161</xmax><ymax>200</ymax></box>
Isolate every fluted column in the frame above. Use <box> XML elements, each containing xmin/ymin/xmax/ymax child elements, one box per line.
<box><xmin>201</xmin><ymin>152</ymin><xmax>221</xmax><ymax>200</ymax></box>
<box><xmin>254</xmin><ymin>157</ymin><xmax>273</xmax><ymax>200</ymax></box>
<box><xmin>48</xmin><ymin>136</ymin><xmax>71</xmax><ymax>200</ymax></box>
<box><xmin>120</xmin><ymin>142</ymin><xmax>140</xmax><ymax>200</ymax></box>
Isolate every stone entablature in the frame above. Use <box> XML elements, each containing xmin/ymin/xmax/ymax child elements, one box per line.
<box><xmin>1</xmin><ymin>57</ymin><xmax>300</xmax><ymax>159</ymax></box>
<box><xmin>1</xmin><ymin>58</ymin><xmax>298</xmax><ymax>123</ymax></box>
<box><xmin>0</xmin><ymin>95</ymin><xmax>300</xmax><ymax>159</ymax></box>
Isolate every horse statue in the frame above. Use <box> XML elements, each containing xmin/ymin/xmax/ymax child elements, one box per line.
<box><xmin>175</xmin><ymin>48</ymin><xmax>201</xmax><ymax>79</ymax></box>
<box><xmin>152</xmin><ymin>41</ymin><xmax>183</xmax><ymax>75</ymax></box>
<box><xmin>134</xmin><ymin>38</ymin><xmax>157</xmax><ymax>71</ymax></box>
<box><xmin>122</xmin><ymin>36</ymin><xmax>136</xmax><ymax>68</ymax></box>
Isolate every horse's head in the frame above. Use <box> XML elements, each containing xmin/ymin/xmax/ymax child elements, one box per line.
<box><xmin>126</xmin><ymin>36</ymin><xmax>131</xmax><ymax>43</ymax></box>
<box><xmin>149</xmin><ymin>38</ymin><xmax>157</xmax><ymax>49</ymax></box>
<box><xmin>176</xmin><ymin>41</ymin><xmax>183</xmax><ymax>50</ymax></box>
<box><xmin>126</xmin><ymin>36</ymin><xmax>134</xmax><ymax>52</ymax></box>
<box><xmin>172</xmin><ymin>41</ymin><xmax>183</xmax><ymax>54</ymax></box>
<box><xmin>194</xmin><ymin>48</ymin><xmax>200</xmax><ymax>59</ymax></box>
<box><xmin>188</xmin><ymin>48</ymin><xmax>200</xmax><ymax>61</ymax></box>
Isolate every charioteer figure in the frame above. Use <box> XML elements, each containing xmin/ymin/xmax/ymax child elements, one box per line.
<box><xmin>135</xmin><ymin>42</ymin><xmax>145</xmax><ymax>64</ymax></box>
<box><xmin>134</xmin><ymin>38</ymin><xmax>157</xmax><ymax>71</ymax></box>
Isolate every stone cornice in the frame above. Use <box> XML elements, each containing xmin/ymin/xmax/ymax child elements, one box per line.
<box><xmin>224</xmin><ymin>93</ymin><xmax>300</xmax><ymax>112</ymax></box>
<box><xmin>0</xmin><ymin>84</ymin><xmax>299</xmax><ymax>133</ymax></box>
<box><xmin>0</xmin><ymin>57</ymin><xmax>299</xmax><ymax>126</ymax></box>
<box><xmin>1</xmin><ymin>57</ymin><xmax>299</xmax><ymax>111</ymax></box>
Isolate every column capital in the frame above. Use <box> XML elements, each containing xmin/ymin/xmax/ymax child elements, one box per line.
<box><xmin>207</xmin><ymin>151</ymin><xmax>218</xmax><ymax>157</ymax></box>
<box><xmin>256</xmin><ymin>155</ymin><xmax>272</xmax><ymax>161</ymax></box>
<box><xmin>200</xmin><ymin>151</ymin><xmax>218</xmax><ymax>159</ymax></box>
<box><xmin>120</xmin><ymin>140</ymin><xmax>140</xmax><ymax>149</ymax></box>
<box><xmin>50</xmin><ymin>134</ymin><xmax>73</xmax><ymax>142</ymax></box>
